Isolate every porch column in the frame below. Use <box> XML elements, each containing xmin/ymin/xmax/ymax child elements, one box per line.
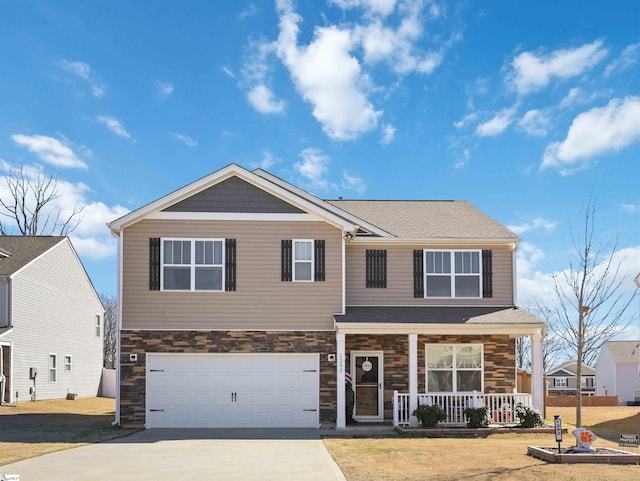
<box><xmin>408</xmin><ymin>333</ymin><xmax>418</xmax><ymax>427</ymax></box>
<box><xmin>336</xmin><ymin>332</ymin><xmax>346</xmax><ymax>429</ymax></box>
<box><xmin>531</xmin><ymin>331</ymin><xmax>544</xmax><ymax>413</ymax></box>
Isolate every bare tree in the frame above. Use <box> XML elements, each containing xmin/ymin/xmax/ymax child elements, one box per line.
<box><xmin>0</xmin><ymin>165</ymin><xmax>83</xmax><ymax>236</ymax></box>
<box><xmin>544</xmin><ymin>200</ymin><xmax>637</xmax><ymax>427</ymax></box>
<box><xmin>99</xmin><ymin>293</ymin><xmax>117</xmax><ymax>369</ymax></box>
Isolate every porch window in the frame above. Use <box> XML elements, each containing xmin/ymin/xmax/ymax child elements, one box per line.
<box><xmin>425</xmin><ymin>344</ymin><xmax>483</xmax><ymax>392</ymax></box>
<box><xmin>161</xmin><ymin>238</ymin><xmax>224</xmax><ymax>291</ymax></box>
<box><xmin>424</xmin><ymin>250</ymin><xmax>481</xmax><ymax>298</ymax></box>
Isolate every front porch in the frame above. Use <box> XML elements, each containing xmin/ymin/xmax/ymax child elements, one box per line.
<box><xmin>393</xmin><ymin>390</ymin><xmax>533</xmax><ymax>427</ymax></box>
<box><xmin>334</xmin><ymin>306</ymin><xmax>546</xmax><ymax>430</ymax></box>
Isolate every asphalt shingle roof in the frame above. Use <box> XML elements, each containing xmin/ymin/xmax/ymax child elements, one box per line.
<box><xmin>326</xmin><ymin>200</ymin><xmax>518</xmax><ymax>240</ymax></box>
<box><xmin>335</xmin><ymin>306</ymin><xmax>544</xmax><ymax>325</ymax></box>
<box><xmin>0</xmin><ymin>236</ymin><xmax>65</xmax><ymax>276</ymax></box>
<box><xmin>603</xmin><ymin>340</ymin><xmax>640</xmax><ymax>364</ymax></box>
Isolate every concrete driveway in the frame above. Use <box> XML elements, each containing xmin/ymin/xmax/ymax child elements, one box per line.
<box><xmin>0</xmin><ymin>429</ymin><xmax>347</xmax><ymax>481</ymax></box>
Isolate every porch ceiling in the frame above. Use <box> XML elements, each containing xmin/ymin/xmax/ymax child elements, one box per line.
<box><xmin>335</xmin><ymin>306</ymin><xmax>545</xmax><ymax>336</ymax></box>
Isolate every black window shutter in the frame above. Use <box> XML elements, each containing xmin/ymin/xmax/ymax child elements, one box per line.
<box><xmin>314</xmin><ymin>240</ymin><xmax>325</xmax><ymax>281</ymax></box>
<box><xmin>149</xmin><ymin>238</ymin><xmax>161</xmax><ymax>290</ymax></box>
<box><xmin>413</xmin><ymin>250</ymin><xmax>424</xmax><ymax>298</ymax></box>
<box><xmin>366</xmin><ymin>249</ymin><xmax>387</xmax><ymax>288</ymax></box>
<box><xmin>225</xmin><ymin>239</ymin><xmax>236</xmax><ymax>291</ymax></box>
<box><xmin>281</xmin><ymin>240</ymin><xmax>292</xmax><ymax>281</ymax></box>
<box><xmin>482</xmin><ymin>249</ymin><xmax>493</xmax><ymax>298</ymax></box>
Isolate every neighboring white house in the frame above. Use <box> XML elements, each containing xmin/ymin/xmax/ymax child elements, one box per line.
<box><xmin>0</xmin><ymin>236</ymin><xmax>104</xmax><ymax>403</ymax></box>
<box><xmin>595</xmin><ymin>340</ymin><xmax>640</xmax><ymax>405</ymax></box>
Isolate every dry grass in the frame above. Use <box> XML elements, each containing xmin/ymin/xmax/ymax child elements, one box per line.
<box><xmin>324</xmin><ymin>407</ymin><xmax>640</xmax><ymax>481</ymax></box>
<box><xmin>0</xmin><ymin>397</ymin><xmax>139</xmax><ymax>466</ymax></box>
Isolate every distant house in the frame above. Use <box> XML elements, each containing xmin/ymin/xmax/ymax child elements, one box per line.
<box><xmin>545</xmin><ymin>362</ymin><xmax>596</xmax><ymax>396</ymax></box>
<box><xmin>596</xmin><ymin>341</ymin><xmax>640</xmax><ymax>405</ymax></box>
<box><xmin>0</xmin><ymin>237</ymin><xmax>104</xmax><ymax>403</ymax></box>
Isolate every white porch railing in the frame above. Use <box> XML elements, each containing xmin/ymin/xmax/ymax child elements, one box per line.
<box><xmin>393</xmin><ymin>390</ymin><xmax>533</xmax><ymax>427</ymax></box>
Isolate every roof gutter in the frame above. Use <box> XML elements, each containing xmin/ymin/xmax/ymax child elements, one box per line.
<box><xmin>350</xmin><ymin>237</ymin><xmax>520</xmax><ymax>248</ymax></box>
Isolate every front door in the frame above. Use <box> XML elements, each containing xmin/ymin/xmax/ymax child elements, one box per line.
<box><xmin>351</xmin><ymin>351</ymin><xmax>384</xmax><ymax>421</ymax></box>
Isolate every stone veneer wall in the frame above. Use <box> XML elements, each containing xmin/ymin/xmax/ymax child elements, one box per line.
<box><xmin>346</xmin><ymin>335</ymin><xmax>409</xmax><ymax>421</ymax></box>
<box><xmin>119</xmin><ymin>330</ymin><xmax>336</xmax><ymax>427</ymax></box>
<box><xmin>345</xmin><ymin>334</ymin><xmax>516</xmax><ymax>421</ymax></box>
<box><xmin>417</xmin><ymin>335</ymin><xmax>516</xmax><ymax>393</ymax></box>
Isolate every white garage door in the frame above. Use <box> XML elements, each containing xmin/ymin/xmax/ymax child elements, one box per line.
<box><xmin>146</xmin><ymin>353</ymin><xmax>320</xmax><ymax>428</ymax></box>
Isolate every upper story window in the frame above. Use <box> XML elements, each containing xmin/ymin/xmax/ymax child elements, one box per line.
<box><xmin>49</xmin><ymin>354</ymin><xmax>57</xmax><ymax>383</ymax></box>
<box><xmin>426</xmin><ymin>344</ymin><xmax>483</xmax><ymax>392</ymax></box>
<box><xmin>96</xmin><ymin>315</ymin><xmax>101</xmax><ymax>337</ymax></box>
<box><xmin>555</xmin><ymin>377</ymin><xmax>567</xmax><ymax>387</ymax></box>
<box><xmin>424</xmin><ymin>250</ymin><xmax>481</xmax><ymax>298</ymax></box>
<box><xmin>281</xmin><ymin>239</ymin><xmax>325</xmax><ymax>282</ymax></box>
<box><xmin>293</xmin><ymin>239</ymin><xmax>313</xmax><ymax>282</ymax></box>
<box><xmin>162</xmin><ymin>239</ymin><xmax>224</xmax><ymax>291</ymax></box>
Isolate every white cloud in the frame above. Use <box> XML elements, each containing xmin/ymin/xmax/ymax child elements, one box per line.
<box><xmin>11</xmin><ymin>134</ymin><xmax>88</xmax><ymax>169</ymax></box>
<box><xmin>517</xmin><ymin>109</ymin><xmax>550</xmax><ymax>137</ymax></box>
<box><xmin>156</xmin><ymin>81</ymin><xmax>174</xmax><ymax>100</ymax></box>
<box><xmin>171</xmin><ymin>133</ymin><xmax>197</xmax><ymax>148</ymax></box>
<box><xmin>59</xmin><ymin>60</ymin><xmax>91</xmax><ymax>79</ymax></box>
<box><xmin>454</xmin><ymin>149</ymin><xmax>470</xmax><ymax>169</ymax></box>
<box><xmin>294</xmin><ymin>147</ymin><xmax>335</xmax><ymax>191</ymax></box>
<box><xmin>517</xmin><ymin>245</ymin><xmax>640</xmax><ymax>309</ymax></box>
<box><xmin>59</xmin><ymin>59</ymin><xmax>106</xmax><ymax>98</ymax></box>
<box><xmin>329</xmin><ymin>0</ymin><xmax>397</xmax><ymax>17</ymax></box>
<box><xmin>559</xmin><ymin>87</ymin><xmax>609</xmax><ymax>109</ymax></box>
<box><xmin>222</xmin><ymin>66</ymin><xmax>235</xmax><ymax>78</ymax></box>
<box><xmin>342</xmin><ymin>170</ymin><xmax>366</xmax><ymax>193</ymax></box>
<box><xmin>239</xmin><ymin>2</ymin><xmax>258</xmax><ymax>18</ymax></box>
<box><xmin>542</xmin><ymin>96</ymin><xmax>640</xmax><ymax>174</ymax></box>
<box><xmin>96</xmin><ymin>115</ymin><xmax>132</xmax><ymax>139</ymax></box>
<box><xmin>453</xmin><ymin>112</ymin><xmax>478</xmax><ymax>129</ymax></box>
<box><xmin>617</xmin><ymin>203</ymin><xmax>640</xmax><ymax>213</ymax></box>
<box><xmin>0</xmin><ymin>162</ymin><xmax>127</xmax><ymax>258</ymax></box>
<box><xmin>380</xmin><ymin>124</ymin><xmax>395</xmax><ymax>144</ymax></box>
<box><xmin>604</xmin><ymin>42</ymin><xmax>640</xmax><ymax>77</ymax></box>
<box><xmin>91</xmin><ymin>84</ymin><xmax>106</xmax><ymax>98</ymax></box>
<box><xmin>516</xmin><ymin>242</ymin><xmax>545</xmax><ymax>277</ymax></box>
<box><xmin>247</xmin><ymin>84</ymin><xmax>286</xmax><ymax>114</ymax></box>
<box><xmin>475</xmin><ymin>106</ymin><xmax>517</xmax><ymax>137</ymax></box>
<box><xmin>251</xmin><ymin>150</ymin><xmax>281</xmax><ymax>170</ymax></box>
<box><xmin>275</xmin><ymin>2</ymin><xmax>381</xmax><ymax>140</ymax></box>
<box><xmin>509</xmin><ymin>40</ymin><xmax>608</xmax><ymax>96</ymax></box>
<box><xmin>508</xmin><ymin>217</ymin><xmax>558</xmax><ymax>235</ymax></box>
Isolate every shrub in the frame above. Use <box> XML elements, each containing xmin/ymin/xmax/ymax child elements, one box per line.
<box><xmin>515</xmin><ymin>403</ymin><xmax>543</xmax><ymax>428</ymax></box>
<box><xmin>412</xmin><ymin>403</ymin><xmax>447</xmax><ymax>428</ymax></box>
<box><xmin>463</xmin><ymin>406</ymin><xmax>490</xmax><ymax>428</ymax></box>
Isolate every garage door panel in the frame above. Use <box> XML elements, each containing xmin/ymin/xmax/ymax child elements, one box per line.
<box><xmin>146</xmin><ymin>353</ymin><xmax>319</xmax><ymax>428</ymax></box>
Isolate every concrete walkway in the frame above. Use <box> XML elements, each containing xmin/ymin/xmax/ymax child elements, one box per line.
<box><xmin>0</xmin><ymin>429</ymin><xmax>347</xmax><ymax>481</ymax></box>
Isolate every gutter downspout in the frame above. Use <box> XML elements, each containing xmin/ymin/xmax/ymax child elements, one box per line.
<box><xmin>112</xmin><ymin>228</ymin><xmax>123</xmax><ymax>426</ymax></box>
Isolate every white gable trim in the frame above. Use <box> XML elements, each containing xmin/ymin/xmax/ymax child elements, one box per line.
<box><xmin>108</xmin><ymin>164</ymin><xmax>359</xmax><ymax>234</ymax></box>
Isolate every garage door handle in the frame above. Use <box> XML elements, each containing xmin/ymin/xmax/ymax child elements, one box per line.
<box><xmin>303</xmin><ymin>409</ymin><xmax>317</xmax><ymax>412</ymax></box>
<box><xmin>150</xmin><ymin>369</ymin><xmax>164</xmax><ymax>372</ymax></box>
<box><xmin>150</xmin><ymin>409</ymin><xmax>164</xmax><ymax>412</ymax></box>
<box><xmin>303</xmin><ymin>369</ymin><xmax>317</xmax><ymax>372</ymax></box>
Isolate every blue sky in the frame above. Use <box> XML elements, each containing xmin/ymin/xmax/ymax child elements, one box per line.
<box><xmin>0</xmin><ymin>1</ymin><xmax>639</xmax><ymax>337</ymax></box>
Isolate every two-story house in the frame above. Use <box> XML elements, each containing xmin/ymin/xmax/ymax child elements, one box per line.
<box><xmin>545</xmin><ymin>362</ymin><xmax>596</xmax><ymax>397</ymax></box>
<box><xmin>0</xmin><ymin>236</ymin><xmax>104</xmax><ymax>403</ymax></box>
<box><xmin>108</xmin><ymin>164</ymin><xmax>546</xmax><ymax>429</ymax></box>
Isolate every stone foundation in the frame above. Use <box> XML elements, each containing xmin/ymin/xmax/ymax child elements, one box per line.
<box><xmin>119</xmin><ymin>330</ymin><xmax>336</xmax><ymax>427</ymax></box>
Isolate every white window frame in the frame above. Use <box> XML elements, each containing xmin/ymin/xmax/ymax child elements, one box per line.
<box><xmin>161</xmin><ymin>238</ymin><xmax>225</xmax><ymax>291</ymax></box>
<box><xmin>425</xmin><ymin>344</ymin><xmax>484</xmax><ymax>393</ymax></box>
<box><xmin>424</xmin><ymin>249</ymin><xmax>482</xmax><ymax>298</ymax></box>
<box><xmin>555</xmin><ymin>377</ymin><xmax>567</xmax><ymax>387</ymax></box>
<box><xmin>49</xmin><ymin>353</ymin><xmax>57</xmax><ymax>383</ymax></box>
<box><xmin>64</xmin><ymin>355</ymin><xmax>72</xmax><ymax>373</ymax></box>
<box><xmin>96</xmin><ymin>315</ymin><xmax>101</xmax><ymax>337</ymax></box>
<box><xmin>292</xmin><ymin>239</ymin><xmax>314</xmax><ymax>282</ymax></box>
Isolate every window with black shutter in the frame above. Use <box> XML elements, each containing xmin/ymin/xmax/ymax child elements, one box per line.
<box><xmin>366</xmin><ymin>249</ymin><xmax>387</xmax><ymax>288</ymax></box>
<box><xmin>282</xmin><ymin>239</ymin><xmax>325</xmax><ymax>282</ymax></box>
<box><xmin>413</xmin><ymin>250</ymin><xmax>424</xmax><ymax>297</ymax></box>
<box><xmin>225</xmin><ymin>239</ymin><xmax>237</xmax><ymax>291</ymax></box>
<box><xmin>482</xmin><ymin>249</ymin><xmax>492</xmax><ymax>298</ymax></box>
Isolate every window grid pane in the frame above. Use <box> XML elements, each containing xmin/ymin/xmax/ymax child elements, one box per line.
<box><xmin>426</xmin><ymin>345</ymin><xmax>482</xmax><ymax>393</ymax></box>
<box><xmin>162</xmin><ymin>239</ymin><xmax>224</xmax><ymax>291</ymax></box>
<box><xmin>425</xmin><ymin>250</ymin><xmax>481</xmax><ymax>298</ymax></box>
